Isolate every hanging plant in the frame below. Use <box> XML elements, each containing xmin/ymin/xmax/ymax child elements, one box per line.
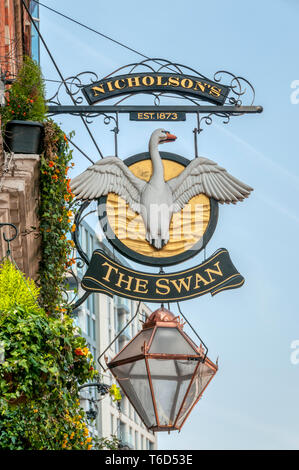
<box><xmin>0</xmin><ymin>56</ymin><xmax>47</xmax><ymax>126</ymax></box>
<box><xmin>0</xmin><ymin>56</ymin><xmax>47</xmax><ymax>154</ymax></box>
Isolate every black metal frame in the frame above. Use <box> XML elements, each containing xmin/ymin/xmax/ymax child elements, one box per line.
<box><xmin>46</xmin><ymin>59</ymin><xmax>263</xmax><ymax>152</ymax></box>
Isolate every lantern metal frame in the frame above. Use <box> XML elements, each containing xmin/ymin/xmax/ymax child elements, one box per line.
<box><xmin>107</xmin><ymin>307</ymin><xmax>218</xmax><ymax>433</ymax></box>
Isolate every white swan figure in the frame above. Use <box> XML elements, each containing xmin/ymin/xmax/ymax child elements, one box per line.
<box><xmin>71</xmin><ymin>129</ymin><xmax>253</xmax><ymax>249</ymax></box>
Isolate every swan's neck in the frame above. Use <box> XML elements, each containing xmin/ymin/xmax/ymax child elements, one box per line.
<box><xmin>149</xmin><ymin>138</ymin><xmax>164</xmax><ymax>184</ymax></box>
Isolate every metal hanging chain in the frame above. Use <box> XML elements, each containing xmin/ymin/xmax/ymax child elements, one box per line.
<box><xmin>176</xmin><ymin>302</ymin><xmax>208</xmax><ymax>362</ymax></box>
<box><xmin>21</xmin><ymin>0</ymin><xmax>102</xmax><ymax>161</ymax></box>
<box><xmin>97</xmin><ymin>301</ymin><xmax>141</xmax><ymax>371</ymax></box>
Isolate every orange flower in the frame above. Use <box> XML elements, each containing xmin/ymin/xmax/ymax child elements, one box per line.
<box><xmin>87</xmin><ymin>444</ymin><xmax>92</xmax><ymax>450</ymax></box>
<box><xmin>55</xmin><ymin>169</ymin><xmax>60</xmax><ymax>174</ymax></box>
<box><xmin>52</xmin><ymin>175</ymin><xmax>58</xmax><ymax>181</ymax></box>
<box><xmin>74</xmin><ymin>348</ymin><xmax>84</xmax><ymax>356</ymax></box>
<box><xmin>63</xmin><ymin>134</ymin><xmax>68</xmax><ymax>142</ymax></box>
<box><xmin>71</xmin><ymin>224</ymin><xmax>76</xmax><ymax>232</ymax></box>
<box><xmin>48</xmin><ymin>161</ymin><xmax>55</xmax><ymax>168</ymax></box>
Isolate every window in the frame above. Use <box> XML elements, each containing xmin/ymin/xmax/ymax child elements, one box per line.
<box><xmin>30</xmin><ymin>1</ymin><xmax>40</xmax><ymax>63</ymax></box>
<box><xmin>135</xmin><ymin>431</ymin><xmax>138</xmax><ymax>449</ymax></box>
<box><xmin>149</xmin><ymin>441</ymin><xmax>154</xmax><ymax>450</ymax></box>
<box><xmin>111</xmin><ymin>414</ymin><xmax>114</xmax><ymax>435</ymax></box>
<box><xmin>140</xmin><ymin>435</ymin><xmax>144</xmax><ymax>450</ymax></box>
<box><xmin>92</xmin><ymin>318</ymin><xmax>96</xmax><ymax>340</ymax></box>
<box><xmin>119</xmin><ymin>421</ymin><xmax>126</xmax><ymax>442</ymax></box>
<box><xmin>86</xmin><ymin>313</ymin><xmax>91</xmax><ymax>337</ymax></box>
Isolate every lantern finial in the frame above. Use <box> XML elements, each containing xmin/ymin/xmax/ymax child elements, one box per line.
<box><xmin>144</xmin><ymin>306</ymin><xmax>180</xmax><ymax>329</ymax></box>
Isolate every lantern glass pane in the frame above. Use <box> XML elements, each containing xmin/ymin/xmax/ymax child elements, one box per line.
<box><xmin>148</xmin><ymin>358</ymin><xmax>197</xmax><ymax>426</ymax></box>
<box><xmin>149</xmin><ymin>327</ymin><xmax>197</xmax><ymax>355</ymax></box>
<box><xmin>176</xmin><ymin>362</ymin><xmax>215</xmax><ymax>427</ymax></box>
<box><xmin>113</xmin><ymin>328</ymin><xmax>153</xmax><ymax>362</ymax></box>
<box><xmin>113</xmin><ymin>358</ymin><xmax>156</xmax><ymax>428</ymax></box>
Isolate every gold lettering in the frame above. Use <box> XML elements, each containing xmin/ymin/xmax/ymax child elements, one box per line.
<box><xmin>156</xmin><ymin>75</ymin><xmax>168</xmax><ymax>86</ymax></box>
<box><xmin>134</xmin><ymin>278</ymin><xmax>149</xmax><ymax>294</ymax></box>
<box><xmin>168</xmin><ymin>76</ymin><xmax>180</xmax><ymax>87</ymax></box>
<box><xmin>181</xmin><ymin>78</ymin><xmax>193</xmax><ymax>89</ymax></box>
<box><xmin>114</xmin><ymin>79</ymin><xmax>126</xmax><ymax>90</ymax></box>
<box><xmin>138</xmin><ymin>113</ymin><xmax>143</xmax><ymax>119</ymax></box>
<box><xmin>142</xmin><ymin>75</ymin><xmax>155</xmax><ymax>86</ymax></box>
<box><xmin>193</xmin><ymin>81</ymin><xmax>206</xmax><ymax>93</ymax></box>
<box><xmin>194</xmin><ymin>273</ymin><xmax>210</xmax><ymax>289</ymax></box>
<box><xmin>170</xmin><ymin>276</ymin><xmax>193</xmax><ymax>293</ymax></box>
<box><xmin>92</xmin><ymin>84</ymin><xmax>105</xmax><ymax>96</ymax></box>
<box><xmin>204</xmin><ymin>262</ymin><xmax>223</xmax><ymax>283</ymax></box>
<box><xmin>156</xmin><ymin>278</ymin><xmax>170</xmax><ymax>295</ymax></box>
<box><xmin>209</xmin><ymin>86</ymin><xmax>221</xmax><ymax>97</ymax></box>
<box><xmin>127</xmin><ymin>76</ymin><xmax>141</xmax><ymax>88</ymax></box>
<box><xmin>115</xmin><ymin>272</ymin><xmax>134</xmax><ymax>291</ymax></box>
<box><xmin>102</xmin><ymin>262</ymin><xmax>118</xmax><ymax>282</ymax></box>
<box><xmin>106</xmin><ymin>81</ymin><xmax>114</xmax><ymax>92</ymax></box>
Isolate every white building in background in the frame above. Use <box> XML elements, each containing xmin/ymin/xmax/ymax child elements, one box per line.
<box><xmin>72</xmin><ymin>219</ymin><xmax>157</xmax><ymax>450</ymax></box>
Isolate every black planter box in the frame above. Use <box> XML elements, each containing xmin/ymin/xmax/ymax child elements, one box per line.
<box><xmin>4</xmin><ymin>120</ymin><xmax>44</xmax><ymax>154</ymax></box>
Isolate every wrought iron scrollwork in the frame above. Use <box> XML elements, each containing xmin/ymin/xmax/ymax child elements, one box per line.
<box><xmin>47</xmin><ymin>71</ymin><xmax>100</xmax><ymax>107</ymax></box>
<box><xmin>47</xmin><ymin>58</ymin><xmax>257</xmax><ymax>112</ymax></box>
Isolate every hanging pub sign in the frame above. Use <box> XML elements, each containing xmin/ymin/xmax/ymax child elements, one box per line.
<box><xmin>67</xmin><ymin>58</ymin><xmax>260</xmax><ymax>305</ymax></box>
<box><xmin>81</xmin><ymin>248</ymin><xmax>244</xmax><ymax>303</ymax></box>
<box><xmin>65</xmin><ymin>58</ymin><xmax>262</xmax><ymax>435</ymax></box>
<box><xmin>82</xmin><ymin>72</ymin><xmax>230</xmax><ymax>105</ymax></box>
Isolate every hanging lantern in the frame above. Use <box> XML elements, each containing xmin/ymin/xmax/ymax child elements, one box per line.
<box><xmin>106</xmin><ymin>307</ymin><xmax>218</xmax><ymax>432</ymax></box>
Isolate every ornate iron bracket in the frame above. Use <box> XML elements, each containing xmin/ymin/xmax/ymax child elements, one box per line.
<box><xmin>46</xmin><ymin>58</ymin><xmax>262</xmax><ymax>134</ymax></box>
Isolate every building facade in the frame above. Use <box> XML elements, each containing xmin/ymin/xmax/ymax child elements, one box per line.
<box><xmin>73</xmin><ymin>218</ymin><xmax>157</xmax><ymax>450</ymax></box>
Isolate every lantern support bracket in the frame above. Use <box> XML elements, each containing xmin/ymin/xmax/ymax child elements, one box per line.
<box><xmin>177</xmin><ymin>302</ymin><xmax>208</xmax><ymax>362</ymax></box>
<box><xmin>97</xmin><ymin>301</ymin><xmax>141</xmax><ymax>371</ymax></box>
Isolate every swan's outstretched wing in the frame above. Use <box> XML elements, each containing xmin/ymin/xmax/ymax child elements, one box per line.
<box><xmin>167</xmin><ymin>157</ymin><xmax>253</xmax><ymax>212</ymax></box>
<box><xmin>70</xmin><ymin>157</ymin><xmax>146</xmax><ymax>213</ymax></box>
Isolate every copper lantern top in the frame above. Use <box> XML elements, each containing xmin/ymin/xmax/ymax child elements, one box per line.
<box><xmin>143</xmin><ymin>306</ymin><xmax>182</xmax><ymax>329</ymax></box>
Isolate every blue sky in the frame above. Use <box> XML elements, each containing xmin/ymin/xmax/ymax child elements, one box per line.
<box><xmin>39</xmin><ymin>0</ymin><xmax>299</xmax><ymax>449</ymax></box>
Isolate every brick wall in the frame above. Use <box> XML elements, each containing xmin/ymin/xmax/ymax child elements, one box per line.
<box><xmin>0</xmin><ymin>151</ymin><xmax>41</xmax><ymax>280</ymax></box>
<box><xmin>0</xmin><ymin>0</ymin><xmax>32</xmax><ymax>79</ymax></box>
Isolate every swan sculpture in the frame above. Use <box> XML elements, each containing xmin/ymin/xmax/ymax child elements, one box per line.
<box><xmin>71</xmin><ymin>129</ymin><xmax>253</xmax><ymax>249</ymax></box>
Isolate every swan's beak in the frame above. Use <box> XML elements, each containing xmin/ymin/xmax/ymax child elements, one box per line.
<box><xmin>165</xmin><ymin>132</ymin><xmax>177</xmax><ymax>143</ymax></box>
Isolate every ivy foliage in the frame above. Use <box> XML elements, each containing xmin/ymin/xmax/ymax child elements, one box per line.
<box><xmin>0</xmin><ymin>56</ymin><xmax>47</xmax><ymax>127</ymax></box>
<box><xmin>39</xmin><ymin>119</ymin><xmax>77</xmax><ymax>314</ymax></box>
<box><xmin>0</xmin><ymin>260</ymin><xmax>101</xmax><ymax>450</ymax></box>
